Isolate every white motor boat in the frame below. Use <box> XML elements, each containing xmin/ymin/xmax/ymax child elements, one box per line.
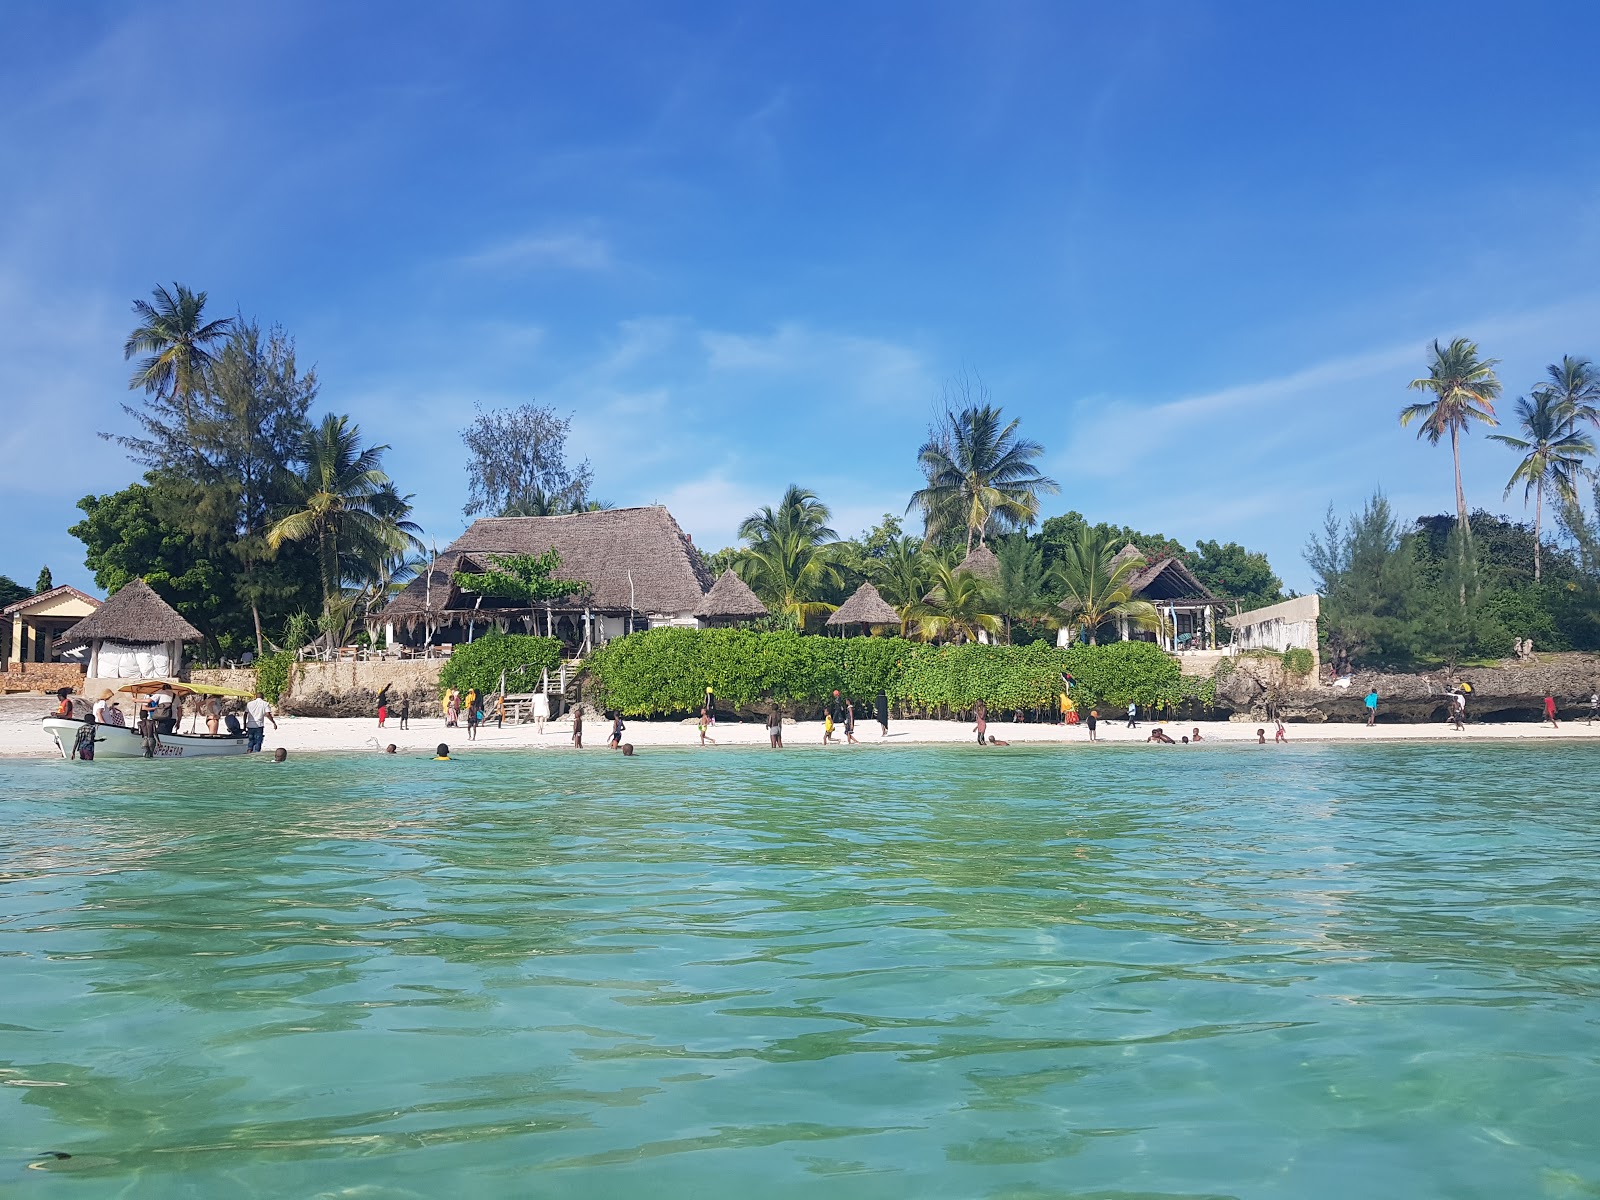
<box><xmin>43</xmin><ymin>717</ymin><xmax>248</xmax><ymax>759</ymax></box>
<box><xmin>43</xmin><ymin>678</ymin><xmax>256</xmax><ymax>760</ymax></box>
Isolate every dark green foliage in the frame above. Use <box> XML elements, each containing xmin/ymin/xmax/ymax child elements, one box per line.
<box><xmin>1307</xmin><ymin>494</ymin><xmax>1427</xmax><ymax>668</ymax></box>
<box><xmin>0</xmin><ymin>574</ymin><xmax>28</xmax><ymax>607</ymax></box>
<box><xmin>255</xmin><ymin>613</ymin><xmax>316</xmax><ymax>704</ymax></box>
<box><xmin>451</xmin><ymin>551</ymin><xmax>586</xmax><ymax>610</ymax></box>
<box><xmin>34</xmin><ymin>567</ymin><xmax>53</xmax><ymax>594</ymax></box>
<box><xmin>438</xmin><ymin>634</ymin><xmax>563</xmax><ymax>697</ymax></box>
<box><xmin>1282</xmin><ymin>648</ymin><xmax>1315</xmax><ymax>677</ymax></box>
<box><xmin>1191</xmin><ymin>540</ymin><xmax>1283</xmax><ymax>608</ymax></box>
<box><xmin>1038</xmin><ymin>513</ymin><xmax>1188</xmax><ymax>572</ymax></box>
<box><xmin>586</xmin><ymin>628</ymin><xmax>1182</xmax><ymax>717</ymax></box>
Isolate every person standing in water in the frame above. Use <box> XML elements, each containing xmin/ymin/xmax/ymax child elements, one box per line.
<box><xmin>875</xmin><ymin>689</ymin><xmax>889</xmax><ymax>737</ymax></box>
<box><xmin>607</xmin><ymin>711</ymin><xmax>625</xmax><ymax>749</ymax></box>
<box><xmin>767</xmin><ymin>707</ymin><xmax>783</xmax><ymax>749</ymax></box>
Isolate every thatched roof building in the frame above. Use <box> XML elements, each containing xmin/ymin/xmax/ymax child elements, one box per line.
<box><xmin>55</xmin><ymin>578</ymin><xmax>201</xmax><ymax>681</ymax></box>
<box><xmin>694</xmin><ymin>569</ymin><xmax>769</xmax><ymax>624</ymax></box>
<box><xmin>827</xmin><ymin>582</ymin><xmax>901</xmax><ymax>630</ymax></box>
<box><xmin>1060</xmin><ymin>543</ymin><xmax>1225</xmax><ymax>652</ymax></box>
<box><xmin>381</xmin><ymin>506</ymin><xmax>714</xmax><ymax>650</ymax></box>
<box><xmin>954</xmin><ymin>543</ymin><xmax>1000</xmax><ymax>580</ymax></box>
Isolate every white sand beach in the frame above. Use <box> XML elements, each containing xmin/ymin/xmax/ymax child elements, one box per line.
<box><xmin>3</xmin><ymin>695</ymin><xmax>1598</xmax><ymax>758</ymax></box>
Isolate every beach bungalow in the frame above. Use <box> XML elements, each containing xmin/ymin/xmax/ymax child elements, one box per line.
<box><xmin>1057</xmin><ymin>544</ymin><xmax>1227</xmax><ymax>651</ymax></box>
<box><xmin>55</xmin><ymin>578</ymin><xmax>203</xmax><ymax>682</ymax></box>
<box><xmin>4</xmin><ymin>584</ymin><xmax>100</xmax><ymax>667</ymax></box>
<box><xmin>827</xmin><ymin>581</ymin><xmax>902</xmax><ymax>635</ymax></box>
<box><xmin>694</xmin><ymin>569</ymin><xmax>770</xmax><ymax>627</ymax></box>
<box><xmin>381</xmin><ymin>506</ymin><xmax>713</xmax><ymax>653</ymax></box>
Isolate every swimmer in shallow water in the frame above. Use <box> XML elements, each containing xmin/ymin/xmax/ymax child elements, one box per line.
<box><xmin>272</xmin><ymin>747</ymin><xmax>287</xmax><ymax>762</ymax></box>
<box><xmin>621</xmin><ymin>743</ymin><xmax>635</xmax><ymax>756</ymax></box>
<box><xmin>385</xmin><ymin>744</ymin><xmax>397</xmax><ymax>754</ymax></box>
<box><xmin>434</xmin><ymin>743</ymin><xmax>451</xmax><ymax>760</ymax></box>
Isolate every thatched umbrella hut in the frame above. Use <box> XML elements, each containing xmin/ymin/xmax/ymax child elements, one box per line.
<box><xmin>953</xmin><ymin>542</ymin><xmax>1000</xmax><ymax>580</ymax></box>
<box><xmin>694</xmin><ymin>569</ymin><xmax>770</xmax><ymax>627</ymax></box>
<box><xmin>826</xmin><ymin>581</ymin><xmax>902</xmax><ymax>635</ymax></box>
<box><xmin>55</xmin><ymin>578</ymin><xmax>203</xmax><ymax>681</ymax></box>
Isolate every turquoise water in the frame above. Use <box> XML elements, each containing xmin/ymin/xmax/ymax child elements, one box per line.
<box><xmin>2</xmin><ymin>743</ymin><xmax>1598</xmax><ymax>1198</ymax></box>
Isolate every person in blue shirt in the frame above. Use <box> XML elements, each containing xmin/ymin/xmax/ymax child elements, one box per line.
<box><xmin>1364</xmin><ymin>688</ymin><xmax>1379</xmax><ymax>727</ymax></box>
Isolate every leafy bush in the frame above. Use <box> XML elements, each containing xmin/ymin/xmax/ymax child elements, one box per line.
<box><xmin>438</xmin><ymin>633</ymin><xmax>563</xmax><ymax>696</ymax></box>
<box><xmin>256</xmin><ymin>651</ymin><xmax>291</xmax><ymax>704</ymax></box>
<box><xmin>587</xmin><ymin>628</ymin><xmax>1185</xmax><ymax>717</ymax></box>
<box><xmin>1282</xmin><ymin>648</ymin><xmax>1315</xmax><ymax>677</ymax></box>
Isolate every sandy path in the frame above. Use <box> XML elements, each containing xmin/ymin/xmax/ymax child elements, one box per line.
<box><xmin>4</xmin><ymin>696</ymin><xmax>1597</xmax><ymax>758</ymax></box>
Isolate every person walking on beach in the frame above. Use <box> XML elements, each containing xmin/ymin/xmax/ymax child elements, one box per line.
<box><xmin>705</xmin><ymin>686</ymin><xmax>717</xmax><ymax>726</ymax></box>
<box><xmin>244</xmin><ymin>692</ymin><xmax>277</xmax><ymax>753</ymax></box>
<box><xmin>875</xmin><ymin>689</ymin><xmax>889</xmax><ymax>737</ymax></box>
<box><xmin>1450</xmin><ymin>690</ymin><xmax>1466</xmax><ymax>730</ymax></box>
<box><xmin>1544</xmin><ymin>694</ymin><xmax>1559</xmax><ymax>728</ymax></box>
<box><xmin>767</xmin><ymin>707</ymin><xmax>783</xmax><ymax>749</ymax></box>
<box><xmin>494</xmin><ymin>693</ymin><xmax>505</xmax><ymax>729</ymax></box>
<box><xmin>607</xmin><ymin>711</ymin><xmax>625</xmax><ymax>749</ymax></box>
<box><xmin>399</xmin><ymin>694</ymin><xmax>410</xmax><ymax>730</ymax></box>
<box><xmin>698</xmin><ymin>707</ymin><xmax>716</xmax><ymax>746</ymax></box>
<box><xmin>823</xmin><ymin>706</ymin><xmax>836</xmax><ymax>744</ymax></box>
<box><xmin>466</xmin><ymin>696</ymin><xmax>484</xmax><ymax>741</ymax></box>
<box><xmin>1588</xmin><ymin>690</ymin><xmax>1599</xmax><ymax>725</ymax></box>
<box><xmin>1086</xmin><ymin>708</ymin><xmax>1098</xmax><ymax>742</ymax></box>
<box><xmin>571</xmin><ymin>707</ymin><xmax>583</xmax><ymax>748</ymax></box>
<box><xmin>1126</xmin><ymin>701</ymin><xmax>1138</xmax><ymax>729</ymax></box>
<box><xmin>1274</xmin><ymin>719</ymin><xmax>1287</xmax><ymax>743</ymax></box>
<box><xmin>844</xmin><ymin>699</ymin><xmax>858</xmax><ymax>744</ymax></box>
<box><xmin>1364</xmin><ymin>688</ymin><xmax>1379</xmax><ymax>727</ymax></box>
<box><xmin>973</xmin><ymin>699</ymin><xmax>987</xmax><ymax>745</ymax></box>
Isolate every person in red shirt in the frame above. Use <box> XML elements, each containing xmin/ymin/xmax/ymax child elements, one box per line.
<box><xmin>1544</xmin><ymin>695</ymin><xmax>1559</xmax><ymax>729</ymax></box>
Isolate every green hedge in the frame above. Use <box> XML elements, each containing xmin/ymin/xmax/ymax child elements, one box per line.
<box><xmin>586</xmin><ymin>628</ymin><xmax>1184</xmax><ymax>717</ymax></box>
<box><xmin>438</xmin><ymin>634</ymin><xmax>563</xmax><ymax>696</ymax></box>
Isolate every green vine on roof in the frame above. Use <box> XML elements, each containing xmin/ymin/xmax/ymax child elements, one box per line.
<box><xmin>451</xmin><ymin>550</ymin><xmax>587</xmax><ymax>608</ymax></box>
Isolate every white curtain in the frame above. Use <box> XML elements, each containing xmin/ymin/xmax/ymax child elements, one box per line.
<box><xmin>97</xmin><ymin>641</ymin><xmax>172</xmax><ymax>679</ymax></box>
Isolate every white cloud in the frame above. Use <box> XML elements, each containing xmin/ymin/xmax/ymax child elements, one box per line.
<box><xmin>459</xmin><ymin>231</ymin><xmax>613</xmax><ymax>272</ymax></box>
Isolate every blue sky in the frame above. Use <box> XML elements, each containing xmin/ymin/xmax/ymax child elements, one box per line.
<box><xmin>5</xmin><ymin>1</ymin><xmax>1600</xmax><ymax>595</ymax></box>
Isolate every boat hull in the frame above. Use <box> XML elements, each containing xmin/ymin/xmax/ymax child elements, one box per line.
<box><xmin>42</xmin><ymin>718</ymin><xmax>249</xmax><ymax>760</ymax></box>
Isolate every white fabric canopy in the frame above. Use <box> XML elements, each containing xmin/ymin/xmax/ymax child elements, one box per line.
<box><xmin>96</xmin><ymin>641</ymin><xmax>173</xmax><ymax>679</ymax></box>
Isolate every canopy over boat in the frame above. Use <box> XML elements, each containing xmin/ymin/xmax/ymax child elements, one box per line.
<box><xmin>116</xmin><ymin>678</ymin><xmax>255</xmax><ymax>700</ymax></box>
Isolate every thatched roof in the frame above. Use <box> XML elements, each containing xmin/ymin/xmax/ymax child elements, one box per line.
<box><xmin>955</xmin><ymin>543</ymin><xmax>1000</xmax><ymax>580</ymax></box>
<box><xmin>694</xmin><ymin>569</ymin><xmax>769</xmax><ymax>620</ymax></box>
<box><xmin>383</xmin><ymin>506</ymin><xmax>713</xmax><ymax>622</ymax></box>
<box><xmin>3</xmin><ymin>584</ymin><xmax>99</xmax><ymax>617</ymax></box>
<box><xmin>827</xmin><ymin>581</ymin><xmax>901</xmax><ymax>627</ymax></box>
<box><xmin>1128</xmin><ymin>556</ymin><xmax>1216</xmax><ymax>602</ymax></box>
<box><xmin>56</xmin><ymin>578</ymin><xmax>201</xmax><ymax>646</ymax></box>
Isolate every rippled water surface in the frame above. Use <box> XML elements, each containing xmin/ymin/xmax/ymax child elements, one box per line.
<box><xmin>2</xmin><ymin>742</ymin><xmax>1598</xmax><ymax>1198</ymax></box>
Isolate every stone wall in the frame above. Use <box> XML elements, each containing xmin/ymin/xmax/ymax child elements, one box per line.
<box><xmin>188</xmin><ymin>668</ymin><xmax>261</xmax><ymax>693</ymax></box>
<box><xmin>0</xmin><ymin>661</ymin><xmax>87</xmax><ymax>694</ymax></box>
<box><xmin>279</xmin><ymin>658</ymin><xmax>446</xmax><ymax>718</ymax></box>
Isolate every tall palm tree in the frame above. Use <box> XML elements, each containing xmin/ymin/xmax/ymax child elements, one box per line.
<box><xmin>1052</xmin><ymin>529</ymin><xmax>1165</xmax><ymax>645</ymax></box>
<box><xmin>907</xmin><ymin>562</ymin><xmax>1002</xmax><ymax>644</ymax></box>
<box><xmin>868</xmin><ymin>536</ymin><xmax>935</xmax><ymax>633</ymax></box>
<box><xmin>123</xmin><ymin>283</ymin><xmax>235</xmax><ymax>420</ymax></box>
<box><xmin>1534</xmin><ymin>355</ymin><xmax>1600</xmax><ymax>436</ymax></box>
<box><xmin>267</xmin><ymin>414</ymin><xmax>421</xmax><ymax>623</ymax></box>
<box><xmin>1400</xmin><ymin>338</ymin><xmax>1502</xmax><ymax>553</ymax></box>
<box><xmin>735</xmin><ymin>485</ymin><xmax>842</xmax><ymax>629</ymax></box>
<box><xmin>908</xmin><ymin>404</ymin><xmax>1059</xmax><ymax>552</ymax></box>
<box><xmin>1487</xmin><ymin>393</ymin><xmax>1596</xmax><ymax>581</ymax></box>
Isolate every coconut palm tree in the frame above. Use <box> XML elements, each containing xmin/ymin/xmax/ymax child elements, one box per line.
<box><xmin>1400</xmin><ymin>338</ymin><xmax>1502</xmax><ymax>552</ymax></box>
<box><xmin>1051</xmin><ymin>529</ymin><xmax>1165</xmax><ymax>645</ymax></box>
<box><xmin>735</xmin><ymin>485</ymin><xmax>842</xmax><ymax>629</ymax></box>
<box><xmin>1534</xmin><ymin>355</ymin><xmax>1600</xmax><ymax>437</ymax></box>
<box><xmin>868</xmin><ymin>536</ymin><xmax>934</xmax><ymax>632</ymax></box>
<box><xmin>907</xmin><ymin>562</ymin><xmax>1002</xmax><ymax>644</ymax></box>
<box><xmin>1487</xmin><ymin>393</ymin><xmax>1596</xmax><ymax>581</ymax></box>
<box><xmin>267</xmin><ymin>414</ymin><xmax>421</xmax><ymax>624</ymax></box>
<box><xmin>123</xmin><ymin>283</ymin><xmax>235</xmax><ymax>418</ymax></box>
<box><xmin>908</xmin><ymin>404</ymin><xmax>1059</xmax><ymax>552</ymax></box>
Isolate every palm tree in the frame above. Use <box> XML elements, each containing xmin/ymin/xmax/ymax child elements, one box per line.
<box><xmin>868</xmin><ymin>536</ymin><xmax>935</xmax><ymax>633</ymax></box>
<box><xmin>907</xmin><ymin>562</ymin><xmax>1002</xmax><ymax>644</ymax></box>
<box><xmin>1534</xmin><ymin>355</ymin><xmax>1600</xmax><ymax>436</ymax></box>
<box><xmin>1487</xmin><ymin>393</ymin><xmax>1596</xmax><ymax>581</ymax></box>
<box><xmin>908</xmin><ymin>404</ymin><xmax>1059</xmax><ymax>552</ymax></box>
<box><xmin>1052</xmin><ymin>529</ymin><xmax>1165</xmax><ymax>645</ymax></box>
<box><xmin>735</xmin><ymin>485</ymin><xmax>842</xmax><ymax>629</ymax></box>
<box><xmin>1400</xmin><ymin>338</ymin><xmax>1502</xmax><ymax>554</ymax></box>
<box><xmin>267</xmin><ymin>414</ymin><xmax>421</xmax><ymax>624</ymax></box>
<box><xmin>123</xmin><ymin>283</ymin><xmax>235</xmax><ymax>420</ymax></box>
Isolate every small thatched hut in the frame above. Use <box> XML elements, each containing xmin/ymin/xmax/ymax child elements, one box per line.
<box><xmin>56</xmin><ymin>578</ymin><xmax>202</xmax><ymax>679</ymax></box>
<box><xmin>826</xmin><ymin>582</ymin><xmax>902</xmax><ymax>634</ymax></box>
<box><xmin>694</xmin><ymin>570</ymin><xmax>769</xmax><ymax>627</ymax></box>
<box><xmin>953</xmin><ymin>543</ymin><xmax>1000</xmax><ymax>580</ymax></box>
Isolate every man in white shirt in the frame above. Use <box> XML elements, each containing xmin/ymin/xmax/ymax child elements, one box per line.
<box><xmin>244</xmin><ymin>693</ymin><xmax>277</xmax><ymax>753</ymax></box>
